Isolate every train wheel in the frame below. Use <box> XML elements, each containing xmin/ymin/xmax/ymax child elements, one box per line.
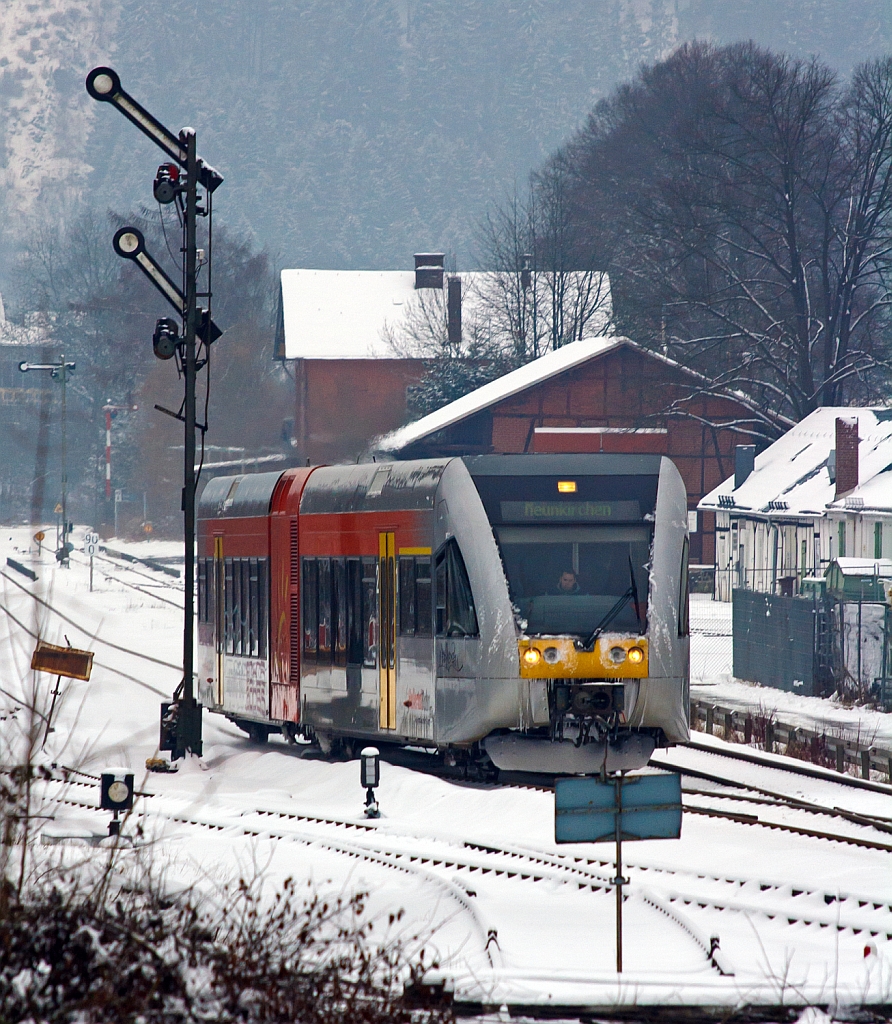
<box><xmin>235</xmin><ymin>719</ymin><xmax>270</xmax><ymax>744</ymax></box>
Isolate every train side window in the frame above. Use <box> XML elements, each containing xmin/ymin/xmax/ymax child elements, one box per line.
<box><xmin>197</xmin><ymin>559</ymin><xmax>208</xmax><ymax>623</ymax></box>
<box><xmin>346</xmin><ymin>558</ymin><xmax>363</xmax><ymax>664</ymax></box>
<box><xmin>248</xmin><ymin>558</ymin><xmax>260</xmax><ymax>657</ymax></box>
<box><xmin>398</xmin><ymin>558</ymin><xmax>416</xmax><ymax>636</ymax></box>
<box><xmin>361</xmin><ymin>557</ymin><xmax>378</xmax><ymax>667</ymax></box>
<box><xmin>302</xmin><ymin>558</ymin><xmax>318</xmax><ymax>659</ymax></box>
<box><xmin>204</xmin><ymin>557</ymin><xmax>216</xmax><ymax>634</ymax></box>
<box><xmin>678</xmin><ymin>537</ymin><xmax>690</xmax><ymax>638</ymax></box>
<box><xmin>224</xmin><ymin>558</ymin><xmax>235</xmax><ymax>655</ymax></box>
<box><xmin>240</xmin><ymin>558</ymin><xmax>250</xmax><ymax>656</ymax></box>
<box><xmin>415</xmin><ymin>558</ymin><xmax>432</xmax><ymax>637</ymax></box>
<box><xmin>399</xmin><ymin>557</ymin><xmax>432</xmax><ymax>637</ymax></box>
<box><xmin>317</xmin><ymin>557</ymin><xmax>332</xmax><ymax>663</ymax></box>
<box><xmin>435</xmin><ymin>540</ymin><xmax>478</xmax><ymax>638</ymax></box>
<box><xmin>333</xmin><ymin>558</ymin><xmax>347</xmax><ymax>667</ymax></box>
<box><xmin>257</xmin><ymin>558</ymin><xmax>268</xmax><ymax>659</ymax></box>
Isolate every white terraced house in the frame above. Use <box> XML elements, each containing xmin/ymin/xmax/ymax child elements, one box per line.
<box><xmin>698</xmin><ymin>408</ymin><xmax>892</xmax><ymax>602</ymax></box>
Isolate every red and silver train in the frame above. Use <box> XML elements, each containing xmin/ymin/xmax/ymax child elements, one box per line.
<box><xmin>196</xmin><ymin>454</ymin><xmax>690</xmax><ymax>775</ymax></box>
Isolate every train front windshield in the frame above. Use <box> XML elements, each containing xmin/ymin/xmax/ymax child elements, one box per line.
<box><xmin>495</xmin><ymin>525</ymin><xmax>650</xmax><ymax>635</ymax></box>
<box><xmin>466</xmin><ymin>463</ymin><xmax>659</xmax><ymax>638</ymax></box>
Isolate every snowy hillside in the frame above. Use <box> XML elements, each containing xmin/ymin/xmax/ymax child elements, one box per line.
<box><xmin>2</xmin><ymin>1</ymin><xmax>891</xmax><ymax>281</ymax></box>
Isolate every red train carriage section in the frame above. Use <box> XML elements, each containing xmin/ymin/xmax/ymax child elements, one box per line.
<box><xmin>199</xmin><ymin>466</ymin><xmax>435</xmax><ymax>729</ymax></box>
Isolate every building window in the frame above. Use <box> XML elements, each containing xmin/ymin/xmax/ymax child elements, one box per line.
<box><xmin>875</xmin><ymin>522</ymin><xmax>883</xmax><ymax>560</ymax></box>
<box><xmin>838</xmin><ymin>521</ymin><xmax>846</xmax><ymax>559</ymax></box>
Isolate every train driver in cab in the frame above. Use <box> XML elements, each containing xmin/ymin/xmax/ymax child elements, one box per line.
<box><xmin>553</xmin><ymin>570</ymin><xmax>583</xmax><ymax>595</ymax></box>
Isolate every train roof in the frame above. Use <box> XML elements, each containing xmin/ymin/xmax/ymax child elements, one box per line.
<box><xmin>300</xmin><ymin>460</ymin><xmax>451</xmax><ymax>514</ymax></box>
<box><xmin>197</xmin><ymin>470</ymin><xmax>285</xmax><ymax>519</ymax></box>
<box><xmin>462</xmin><ymin>453</ymin><xmax>665</xmax><ymax>477</ymax></box>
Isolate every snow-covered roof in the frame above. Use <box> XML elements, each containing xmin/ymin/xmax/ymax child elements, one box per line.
<box><xmin>373</xmin><ymin>336</ymin><xmax>631</xmax><ymax>453</ymax></box>
<box><xmin>280</xmin><ymin>270</ymin><xmax>417</xmax><ymax>358</ymax></box>
<box><xmin>829</xmin><ymin>557</ymin><xmax>892</xmax><ymax>577</ymax></box>
<box><xmin>699</xmin><ymin>407</ymin><xmax>892</xmax><ymax>518</ymax></box>
<box><xmin>278</xmin><ymin>268</ymin><xmax>611</xmax><ymax>359</ymax></box>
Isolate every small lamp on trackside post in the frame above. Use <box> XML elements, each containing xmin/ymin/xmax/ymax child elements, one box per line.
<box><xmin>360</xmin><ymin>746</ymin><xmax>381</xmax><ymax>818</ymax></box>
<box><xmin>100</xmin><ymin>769</ymin><xmax>134</xmax><ymax>837</ymax></box>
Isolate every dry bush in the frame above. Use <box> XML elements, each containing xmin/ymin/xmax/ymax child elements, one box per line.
<box><xmin>0</xmin><ymin>869</ymin><xmax>449</xmax><ymax>1024</ymax></box>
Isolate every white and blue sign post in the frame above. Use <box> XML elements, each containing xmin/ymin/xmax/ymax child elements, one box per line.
<box><xmin>555</xmin><ymin>772</ymin><xmax>682</xmax><ymax>973</ymax></box>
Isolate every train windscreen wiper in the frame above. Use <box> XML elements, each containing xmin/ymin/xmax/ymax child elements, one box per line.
<box><xmin>574</xmin><ymin>585</ymin><xmax>634</xmax><ymax>652</ymax></box>
<box><xmin>575</xmin><ymin>558</ymin><xmax>643</xmax><ymax>652</ymax></box>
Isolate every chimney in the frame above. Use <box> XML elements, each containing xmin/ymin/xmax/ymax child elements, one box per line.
<box><xmin>834</xmin><ymin>416</ymin><xmax>859</xmax><ymax>497</ymax></box>
<box><xmin>414</xmin><ymin>252</ymin><xmax>444</xmax><ymax>290</ymax></box>
<box><xmin>447</xmin><ymin>275</ymin><xmax>462</xmax><ymax>350</ymax></box>
<box><xmin>734</xmin><ymin>445</ymin><xmax>756</xmax><ymax>489</ymax></box>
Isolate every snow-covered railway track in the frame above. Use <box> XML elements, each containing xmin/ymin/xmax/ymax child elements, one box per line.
<box><xmin>85</xmin><ymin>548</ymin><xmax>184</xmax><ymax>589</ymax></box>
<box><xmin>679</xmin><ymin>737</ymin><xmax>892</xmax><ymax>795</ymax></box>
<box><xmin>67</xmin><ymin>551</ymin><xmax>184</xmax><ymax>607</ymax></box>
<box><xmin>38</xmin><ymin>777</ymin><xmax>892</xmax><ymax>949</ymax></box>
<box><xmin>0</xmin><ymin>568</ymin><xmax>182</xmax><ymax>671</ymax></box>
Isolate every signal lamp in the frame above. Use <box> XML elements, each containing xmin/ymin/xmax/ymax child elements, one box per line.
<box><xmin>609</xmin><ymin>646</ymin><xmax>627</xmax><ymax>664</ymax></box>
<box><xmin>153</xmin><ymin>163</ymin><xmax>181</xmax><ymax>204</ymax></box>
<box><xmin>627</xmin><ymin>646</ymin><xmax>644</xmax><ymax>664</ymax></box>
<box><xmin>522</xmin><ymin>647</ymin><xmax>541</xmax><ymax>667</ymax></box>
<box><xmin>153</xmin><ymin>318</ymin><xmax>180</xmax><ymax>360</ymax></box>
<box><xmin>113</xmin><ymin>227</ymin><xmax>144</xmax><ymax>258</ymax></box>
<box><xmin>100</xmin><ymin>769</ymin><xmax>134</xmax><ymax>837</ymax></box>
<box><xmin>557</xmin><ymin>480</ymin><xmax>577</xmax><ymax>493</ymax></box>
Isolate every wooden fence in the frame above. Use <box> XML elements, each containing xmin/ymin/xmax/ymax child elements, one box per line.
<box><xmin>690</xmin><ymin>698</ymin><xmax>892</xmax><ymax>783</ymax></box>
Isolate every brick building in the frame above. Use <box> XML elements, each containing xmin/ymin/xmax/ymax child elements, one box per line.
<box><xmin>374</xmin><ymin>337</ymin><xmax>764</xmax><ymax>565</ymax></box>
<box><xmin>274</xmin><ymin>254</ymin><xmax>611</xmax><ymax>466</ymax></box>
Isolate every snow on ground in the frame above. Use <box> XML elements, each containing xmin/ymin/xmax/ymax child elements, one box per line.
<box><xmin>2</xmin><ymin>528</ymin><xmax>892</xmax><ymax>1010</ymax></box>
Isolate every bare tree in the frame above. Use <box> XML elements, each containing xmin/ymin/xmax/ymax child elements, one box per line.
<box><xmin>558</xmin><ymin>42</ymin><xmax>892</xmax><ymax>437</ymax></box>
<box><xmin>475</xmin><ymin>177</ymin><xmax>613</xmax><ymax>362</ymax></box>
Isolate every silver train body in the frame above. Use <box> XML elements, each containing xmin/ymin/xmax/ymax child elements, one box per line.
<box><xmin>196</xmin><ymin>453</ymin><xmax>690</xmax><ymax>773</ymax></box>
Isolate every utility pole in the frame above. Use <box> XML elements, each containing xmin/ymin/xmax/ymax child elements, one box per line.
<box><xmin>103</xmin><ymin>403</ymin><xmax>138</xmax><ymax>502</ymax></box>
<box><xmin>87</xmin><ymin>67</ymin><xmax>222</xmax><ymax>760</ymax></box>
<box><xmin>19</xmin><ymin>356</ymin><xmax>76</xmax><ymax>563</ymax></box>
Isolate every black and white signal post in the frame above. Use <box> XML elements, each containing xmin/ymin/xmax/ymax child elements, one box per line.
<box><xmin>87</xmin><ymin>67</ymin><xmax>223</xmax><ymax>760</ymax></box>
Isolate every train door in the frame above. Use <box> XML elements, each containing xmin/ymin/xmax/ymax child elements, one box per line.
<box><xmin>378</xmin><ymin>532</ymin><xmax>397</xmax><ymax>729</ymax></box>
<box><xmin>214</xmin><ymin>535</ymin><xmax>224</xmax><ymax>705</ymax></box>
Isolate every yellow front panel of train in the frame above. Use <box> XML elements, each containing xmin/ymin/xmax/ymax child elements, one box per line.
<box><xmin>518</xmin><ymin>636</ymin><xmax>648</xmax><ymax>678</ymax></box>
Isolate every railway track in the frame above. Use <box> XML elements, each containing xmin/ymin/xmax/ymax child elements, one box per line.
<box><xmin>0</xmin><ymin>567</ymin><xmax>182</xmax><ymax>672</ymax></box>
<box><xmin>35</xmin><ymin>771</ymin><xmax>892</xmax><ymax>957</ymax></box>
<box><xmin>683</xmin><ymin>736</ymin><xmax>892</xmax><ymax>795</ymax></box>
<box><xmin>67</xmin><ymin>550</ymin><xmax>184</xmax><ymax>608</ymax></box>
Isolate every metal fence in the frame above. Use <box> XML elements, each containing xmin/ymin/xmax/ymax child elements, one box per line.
<box><xmin>689</xmin><ymin>594</ymin><xmax>733</xmax><ymax>683</ymax></box>
<box><xmin>731</xmin><ymin>589</ymin><xmax>833</xmax><ymax>696</ymax></box>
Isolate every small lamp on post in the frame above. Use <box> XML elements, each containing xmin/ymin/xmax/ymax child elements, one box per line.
<box><xmin>360</xmin><ymin>746</ymin><xmax>381</xmax><ymax>818</ymax></box>
<box><xmin>100</xmin><ymin>769</ymin><xmax>134</xmax><ymax>836</ymax></box>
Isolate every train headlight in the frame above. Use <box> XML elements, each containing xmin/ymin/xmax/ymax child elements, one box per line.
<box><xmin>543</xmin><ymin>646</ymin><xmax>560</xmax><ymax>664</ymax></box>
<box><xmin>627</xmin><ymin>646</ymin><xmax>644</xmax><ymax>664</ymax></box>
<box><xmin>522</xmin><ymin>648</ymin><xmax>541</xmax><ymax>667</ymax></box>
<box><xmin>608</xmin><ymin>646</ymin><xmax>626</xmax><ymax>664</ymax></box>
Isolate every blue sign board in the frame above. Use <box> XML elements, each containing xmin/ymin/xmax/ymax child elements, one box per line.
<box><xmin>555</xmin><ymin>773</ymin><xmax>682</xmax><ymax>844</ymax></box>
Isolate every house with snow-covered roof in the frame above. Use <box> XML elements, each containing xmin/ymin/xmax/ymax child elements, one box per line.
<box><xmin>273</xmin><ymin>254</ymin><xmax>612</xmax><ymax>466</ymax></box>
<box><xmin>698</xmin><ymin>408</ymin><xmax>892</xmax><ymax>600</ymax></box>
<box><xmin>372</xmin><ymin>335</ymin><xmax>765</xmax><ymax>566</ymax></box>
